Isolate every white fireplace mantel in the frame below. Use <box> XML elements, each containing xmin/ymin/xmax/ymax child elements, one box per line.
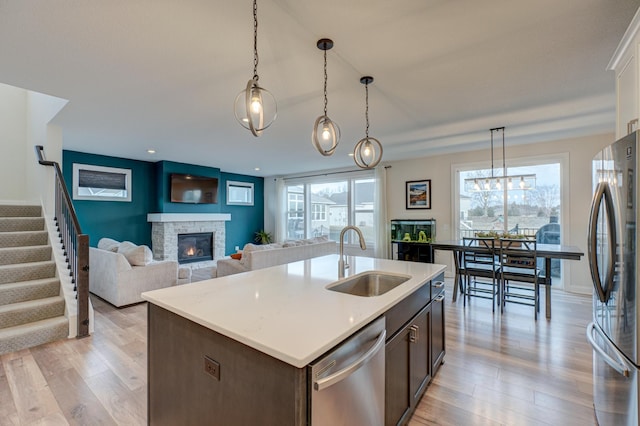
<box><xmin>147</xmin><ymin>213</ymin><xmax>231</xmax><ymax>223</ymax></box>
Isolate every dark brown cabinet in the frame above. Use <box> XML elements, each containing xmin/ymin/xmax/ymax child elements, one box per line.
<box><xmin>384</xmin><ymin>272</ymin><xmax>445</xmax><ymax>426</ymax></box>
<box><xmin>385</xmin><ymin>322</ymin><xmax>411</xmax><ymax>425</ymax></box>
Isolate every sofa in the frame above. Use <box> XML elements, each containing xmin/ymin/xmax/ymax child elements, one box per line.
<box><xmin>89</xmin><ymin>238</ymin><xmax>191</xmax><ymax>307</ymax></box>
<box><xmin>216</xmin><ymin>236</ymin><xmax>337</xmax><ymax>277</ymax></box>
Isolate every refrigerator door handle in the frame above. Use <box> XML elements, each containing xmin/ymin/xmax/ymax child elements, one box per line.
<box><xmin>588</xmin><ymin>182</ymin><xmax>617</xmax><ymax>303</ymax></box>
<box><xmin>587</xmin><ymin>322</ymin><xmax>631</xmax><ymax>377</ymax></box>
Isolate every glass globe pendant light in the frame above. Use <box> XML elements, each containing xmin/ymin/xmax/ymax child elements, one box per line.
<box><xmin>234</xmin><ymin>0</ymin><xmax>277</xmax><ymax>137</ymax></box>
<box><xmin>312</xmin><ymin>38</ymin><xmax>340</xmax><ymax>156</ymax></box>
<box><xmin>353</xmin><ymin>76</ymin><xmax>383</xmax><ymax>169</ymax></box>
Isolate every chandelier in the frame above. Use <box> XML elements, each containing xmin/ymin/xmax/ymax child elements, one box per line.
<box><xmin>234</xmin><ymin>0</ymin><xmax>277</xmax><ymax>137</ymax></box>
<box><xmin>463</xmin><ymin>127</ymin><xmax>536</xmax><ymax>192</ymax></box>
<box><xmin>353</xmin><ymin>76</ymin><xmax>383</xmax><ymax>169</ymax></box>
<box><xmin>312</xmin><ymin>38</ymin><xmax>340</xmax><ymax>156</ymax></box>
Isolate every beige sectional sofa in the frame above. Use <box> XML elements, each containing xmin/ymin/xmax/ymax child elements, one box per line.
<box><xmin>89</xmin><ymin>238</ymin><xmax>191</xmax><ymax>307</ymax></box>
<box><xmin>216</xmin><ymin>236</ymin><xmax>336</xmax><ymax>277</ymax></box>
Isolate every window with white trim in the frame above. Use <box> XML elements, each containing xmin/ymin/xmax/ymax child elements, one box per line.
<box><xmin>72</xmin><ymin>163</ymin><xmax>132</xmax><ymax>202</ymax></box>
<box><xmin>283</xmin><ymin>171</ymin><xmax>376</xmax><ymax>246</ymax></box>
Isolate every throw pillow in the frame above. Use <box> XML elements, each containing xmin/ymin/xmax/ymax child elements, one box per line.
<box><xmin>118</xmin><ymin>241</ymin><xmax>153</xmax><ymax>266</ymax></box>
<box><xmin>230</xmin><ymin>253</ymin><xmax>242</xmax><ymax>260</ymax></box>
<box><xmin>97</xmin><ymin>237</ymin><xmax>121</xmax><ymax>252</ymax></box>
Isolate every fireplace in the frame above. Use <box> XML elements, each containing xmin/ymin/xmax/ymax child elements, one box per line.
<box><xmin>148</xmin><ymin>213</ymin><xmax>230</xmax><ymax>269</ymax></box>
<box><xmin>178</xmin><ymin>233</ymin><xmax>213</xmax><ymax>264</ymax></box>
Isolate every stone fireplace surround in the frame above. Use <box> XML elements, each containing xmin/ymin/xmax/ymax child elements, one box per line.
<box><xmin>147</xmin><ymin>213</ymin><xmax>231</xmax><ymax>269</ymax></box>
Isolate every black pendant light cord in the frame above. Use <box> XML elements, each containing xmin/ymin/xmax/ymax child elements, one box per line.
<box><xmin>365</xmin><ymin>82</ymin><xmax>370</xmax><ymax>138</ymax></box>
<box><xmin>490</xmin><ymin>128</ymin><xmax>494</xmax><ymax>178</ymax></box>
<box><xmin>323</xmin><ymin>48</ymin><xmax>328</xmax><ymax>116</ymax></box>
<box><xmin>501</xmin><ymin>128</ymin><xmax>506</xmax><ymax>178</ymax></box>
<box><xmin>253</xmin><ymin>0</ymin><xmax>259</xmax><ymax>81</ymax></box>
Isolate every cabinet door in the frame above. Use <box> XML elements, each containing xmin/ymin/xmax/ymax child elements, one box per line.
<box><xmin>617</xmin><ymin>48</ymin><xmax>639</xmax><ymax>138</ymax></box>
<box><xmin>431</xmin><ymin>290</ymin><xmax>446</xmax><ymax>376</ymax></box>
<box><xmin>410</xmin><ymin>304</ymin><xmax>431</xmax><ymax>404</ymax></box>
<box><xmin>385</xmin><ymin>326</ymin><xmax>411</xmax><ymax>426</ymax></box>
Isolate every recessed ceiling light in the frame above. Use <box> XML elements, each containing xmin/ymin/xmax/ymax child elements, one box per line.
<box><xmin>147</xmin><ymin>149</ymin><xmax>156</xmax><ymax>154</ymax></box>
<box><xmin>348</xmin><ymin>152</ymin><xmax>354</xmax><ymax>157</ymax></box>
<box><xmin>254</xmin><ymin>167</ymin><xmax>261</xmax><ymax>171</ymax></box>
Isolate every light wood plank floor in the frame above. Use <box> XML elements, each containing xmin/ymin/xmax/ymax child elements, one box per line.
<box><xmin>1</xmin><ymin>277</ymin><xmax>595</xmax><ymax>425</ymax></box>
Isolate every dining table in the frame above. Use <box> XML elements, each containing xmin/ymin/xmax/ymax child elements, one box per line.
<box><xmin>430</xmin><ymin>240</ymin><xmax>584</xmax><ymax>319</ymax></box>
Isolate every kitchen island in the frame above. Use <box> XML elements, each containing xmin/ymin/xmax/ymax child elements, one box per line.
<box><xmin>142</xmin><ymin>254</ymin><xmax>446</xmax><ymax>425</ymax></box>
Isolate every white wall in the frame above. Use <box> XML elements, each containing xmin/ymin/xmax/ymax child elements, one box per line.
<box><xmin>0</xmin><ymin>82</ymin><xmax>67</xmax><ymax>212</ymax></box>
<box><xmin>384</xmin><ymin>132</ymin><xmax>612</xmax><ymax>294</ymax></box>
<box><xmin>0</xmin><ymin>83</ymin><xmax>28</xmax><ymax>203</ymax></box>
<box><xmin>25</xmin><ymin>90</ymin><xmax>68</xmax><ymax>214</ymax></box>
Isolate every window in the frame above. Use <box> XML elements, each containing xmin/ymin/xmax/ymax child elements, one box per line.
<box><xmin>455</xmin><ymin>155</ymin><xmax>566</xmax><ymax>280</ymax></box>
<box><xmin>72</xmin><ymin>163</ymin><xmax>131</xmax><ymax>202</ymax></box>
<box><xmin>283</xmin><ymin>172</ymin><xmax>376</xmax><ymax>246</ymax></box>
<box><xmin>226</xmin><ymin>181</ymin><xmax>254</xmax><ymax>206</ymax></box>
<box><xmin>287</xmin><ymin>185</ymin><xmax>305</xmax><ymax>239</ymax></box>
<box><xmin>312</xmin><ymin>204</ymin><xmax>327</xmax><ymax>221</ymax></box>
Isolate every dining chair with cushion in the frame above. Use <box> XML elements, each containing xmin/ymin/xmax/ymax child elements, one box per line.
<box><xmin>461</xmin><ymin>237</ymin><xmax>501</xmax><ymax>312</ymax></box>
<box><xmin>499</xmin><ymin>237</ymin><xmax>541</xmax><ymax>320</ymax></box>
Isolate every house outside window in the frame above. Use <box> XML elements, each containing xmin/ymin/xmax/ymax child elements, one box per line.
<box><xmin>287</xmin><ymin>185</ymin><xmax>305</xmax><ymax>239</ymax></box>
<box><xmin>312</xmin><ymin>204</ymin><xmax>327</xmax><ymax>221</ymax></box>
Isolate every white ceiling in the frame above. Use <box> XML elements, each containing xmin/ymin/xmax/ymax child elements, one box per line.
<box><xmin>0</xmin><ymin>0</ymin><xmax>638</xmax><ymax>177</ymax></box>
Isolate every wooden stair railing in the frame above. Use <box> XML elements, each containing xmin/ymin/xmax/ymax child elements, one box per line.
<box><xmin>35</xmin><ymin>145</ymin><xmax>90</xmax><ymax>338</ymax></box>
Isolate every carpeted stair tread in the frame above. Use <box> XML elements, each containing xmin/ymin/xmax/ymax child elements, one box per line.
<box><xmin>0</xmin><ymin>245</ymin><xmax>52</xmax><ymax>266</ymax></box>
<box><xmin>0</xmin><ymin>278</ymin><xmax>60</xmax><ymax>306</ymax></box>
<box><xmin>0</xmin><ymin>204</ymin><xmax>70</xmax><ymax>354</ymax></box>
<box><xmin>0</xmin><ymin>231</ymin><xmax>48</xmax><ymax>248</ymax></box>
<box><xmin>0</xmin><ymin>261</ymin><xmax>56</xmax><ymax>284</ymax></box>
<box><xmin>0</xmin><ymin>205</ymin><xmax>41</xmax><ymax>218</ymax></box>
<box><xmin>0</xmin><ymin>217</ymin><xmax>45</xmax><ymax>232</ymax></box>
<box><xmin>0</xmin><ymin>316</ymin><xmax>68</xmax><ymax>355</ymax></box>
<box><xmin>0</xmin><ymin>296</ymin><xmax>65</xmax><ymax>328</ymax></box>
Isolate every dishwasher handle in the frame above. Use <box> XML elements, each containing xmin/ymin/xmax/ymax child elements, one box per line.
<box><xmin>314</xmin><ymin>329</ymin><xmax>386</xmax><ymax>391</ymax></box>
<box><xmin>587</xmin><ymin>322</ymin><xmax>631</xmax><ymax>377</ymax></box>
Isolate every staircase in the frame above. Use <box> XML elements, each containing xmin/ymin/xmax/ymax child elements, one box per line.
<box><xmin>0</xmin><ymin>205</ymin><xmax>68</xmax><ymax>355</ymax></box>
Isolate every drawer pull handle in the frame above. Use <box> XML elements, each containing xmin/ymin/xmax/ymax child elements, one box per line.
<box><xmin>433</xmin><ymin>281</ymin><xmax>445</xmax><ymax>289</ymax></box>
<box><xmin>409</xmin><ymin>325</ymin><xmax>419</xmax><ymax>343</ymax></box>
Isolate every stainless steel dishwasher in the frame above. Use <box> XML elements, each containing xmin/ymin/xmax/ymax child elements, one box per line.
<box><xmin>309</xmin><ymin>316</ymin><xmax>386</xmax><ymax>426</ymax></box>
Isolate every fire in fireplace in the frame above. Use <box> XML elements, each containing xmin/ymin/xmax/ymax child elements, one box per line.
<box><xmin>178</xmin><ymin>233</ymin><xmax>213</xmax><ymax>264</ymax></box>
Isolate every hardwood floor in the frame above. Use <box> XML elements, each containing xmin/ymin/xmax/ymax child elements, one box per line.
<box><xmin>0</xmin><ymin>277</ymin><xmax>595</xmax><ymax>425</ymax></box>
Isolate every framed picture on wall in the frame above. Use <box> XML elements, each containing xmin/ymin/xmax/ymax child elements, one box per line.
<box><xmin>406</xmin><ymin>180</ymin><xmax>431</xmax><ymax>209</ymax></box>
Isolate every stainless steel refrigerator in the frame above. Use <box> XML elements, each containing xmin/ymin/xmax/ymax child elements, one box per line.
<box><xmin>587</xmin><ymin>131</ymin><xmax>639</xmax><ymax>425</ymax></box>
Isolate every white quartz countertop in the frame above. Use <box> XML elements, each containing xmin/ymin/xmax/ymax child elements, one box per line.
<box><xmin>142</xmin><ymin>255</ymin><xmax>446</xmax><ymax>368</ymax></box>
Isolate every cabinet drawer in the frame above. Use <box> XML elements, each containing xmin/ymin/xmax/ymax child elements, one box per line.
<box><xmin>385</xmin><ymin>282</ymin><xmax>430</xmax><ymax>341</ymax></box>
<box><xmin>431</xmin><ymin>272</ymin><xmax>445</xmax><ymax>297</ymax></box>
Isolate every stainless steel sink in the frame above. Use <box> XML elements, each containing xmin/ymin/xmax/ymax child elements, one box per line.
<box><xmin>327</xmin><ymin>271</ymin><xmax>411</xmax><ymax>297</ymax></box>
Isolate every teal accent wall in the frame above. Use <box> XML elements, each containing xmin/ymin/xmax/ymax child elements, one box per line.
<box><xmin>62</xmin><ymin>150</ymin><xmax>156</xmax><ymax>247</ymax></box>
<box><xmin>220</xmin><ymin>172</ymin><xmax>264</xmax><ymax>254</ymax></box>
<box><xmin>154</xmin><ymin>161</ymin><xmax>221</xmax><ymax>213</ymax></box>
<box><xmin>62</xmin><ymin>151</ymin><xmax>264</xmax><ymax>255</ymax></box>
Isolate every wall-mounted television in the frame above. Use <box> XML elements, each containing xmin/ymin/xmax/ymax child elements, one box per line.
<box><xmin>170</xmin><ymin>173</ymin><xmax>218</xmax><ymax>204</ymax></box>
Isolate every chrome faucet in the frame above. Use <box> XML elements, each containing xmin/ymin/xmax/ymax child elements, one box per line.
<box><xmin>338</xmin><ymin>225</ymin><xmax>367</xmax><ymax>278</ymax></box>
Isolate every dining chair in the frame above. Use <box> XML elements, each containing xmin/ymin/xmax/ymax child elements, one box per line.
<box><xmin>499</xmin><ymin>237</ymin><xmax>541</xmax><ymax>319</ymax></box>
<box><xmin>461</xmin><ymin>237</ymin><xmax>500</xmax><ymax>312</ymax></box>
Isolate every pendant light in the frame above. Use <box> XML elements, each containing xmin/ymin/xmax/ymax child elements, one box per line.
<box><xmin>234</xmin><ymin>0</ymin><xmax>277</xmax><ymax>137</ymax></box>
<box><xmin>463</xmin><ymin>127</ymin><xmax>536</xmax><ymax>192</ymax></box>
<box><xmin>312</xmin><ymin>38</ymin><xmax>340</xmax><ymax>156</ymax></box>
<box><xmin>353</xmin><ymin>76</ymin><xmax>383</xmax><ymax>169</ymax></box>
